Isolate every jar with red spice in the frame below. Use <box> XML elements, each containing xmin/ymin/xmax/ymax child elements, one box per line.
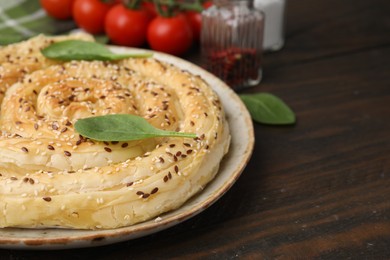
<box><xmin>201</xmin><ymin>0</ymin><xmax>264</xmax><ymax>90</ymax></box>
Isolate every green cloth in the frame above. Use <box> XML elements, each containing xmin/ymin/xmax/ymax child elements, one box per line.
<box><xmin>0</xmin><ymin>0</ymin><xmax>76</xmax><ymax>45</ymax></box>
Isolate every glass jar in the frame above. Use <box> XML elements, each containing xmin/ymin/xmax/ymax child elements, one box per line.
<box><xmin>201</xmin><ymin>0</ymin><xmax>264</xmax><ymax>90</ymax></box>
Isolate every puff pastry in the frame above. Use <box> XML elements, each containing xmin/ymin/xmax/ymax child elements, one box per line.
<box><xmin>0</xmin><ymin>35</ymin><xmax>230</xmax><ymax>229</ymax></box>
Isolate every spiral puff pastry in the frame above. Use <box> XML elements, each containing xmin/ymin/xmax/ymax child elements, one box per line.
<box><xmin>0</xmin><ymin>43</ymin><xmax>230</xmax><ymax>229</ymax></box>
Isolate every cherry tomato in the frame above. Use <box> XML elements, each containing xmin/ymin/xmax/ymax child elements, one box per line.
<box><xmin>142</xmin><ymin>2</ymin><xmax>157</xmax><ymax>18</ymax></box>
<box><xmin>40</xmin><ymin>0</ymin><xmax>75</xmax><ymax>20</ymax></box>
<box><xmin>73</xmin><ymin>0</ymin><xmax>115</xmax><ymax>34</ymax></box>
<box><xmin>203</xmin><ymin>1</ymin><xmax>213</xmax><ymax>9</ymax></box>
<box><xmin>185</xmin><ymin>1</ymin><xmax>213</xmax><ymax>41</ymax></box>
<box><xmin>147</xmin><ymin>14</ymin><xmax>193</xmax><ymax>56</ymax></box>
<box><xmin>185</xmin><ymin>11</ymin><xmax>202</xmax><ymax>42</ymax></box>
<box><xmin>105</xmin><ymin>5</ymin><xmax>151</xmax><ymax>47</ymax></box>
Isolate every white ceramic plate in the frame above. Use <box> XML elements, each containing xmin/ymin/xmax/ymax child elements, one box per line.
<box><xmin>0</xmin><ymin>47</ymin><xmax>254</xmax><ymax>250</ymax></box>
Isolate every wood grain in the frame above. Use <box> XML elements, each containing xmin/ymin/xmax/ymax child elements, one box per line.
<box><xmin>1</xmin><ymin>0</ymin><xmax>390</xmax><ymax>258</ymax></box>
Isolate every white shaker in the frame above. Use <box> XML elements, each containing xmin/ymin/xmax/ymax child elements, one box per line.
<box><xmin>254</xmin><ymin>0</ymin><xmax>286</xmax><ymax>51</ymax></box>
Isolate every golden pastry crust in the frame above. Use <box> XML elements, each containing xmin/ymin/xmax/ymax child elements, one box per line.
<box><xmin>0</xmin><ymin>37</ymin><xmax>230</xmax><ymax>229</ymax></box>
<box><xmin>0</xmin><ymin>33</ymin><xmax>94</xmax><ymax>105</ymax></box>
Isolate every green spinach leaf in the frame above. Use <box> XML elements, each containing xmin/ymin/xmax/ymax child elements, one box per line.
<box><xmin>75</xmin><ymin>114</ymin><xmax>196</xmax><ymax>141</ymax></box>
<box><xmin>240</xmin><ymin>93</ymin><xmax>296</xmax><ymax>125</ymax></box>
<box><xmin>41</xmin><ymin>40</ymin><xmax>152</xmax><ymax>61</ymax></box>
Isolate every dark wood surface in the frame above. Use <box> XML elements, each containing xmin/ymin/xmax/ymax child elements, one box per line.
<box><xmin>2</xmin><ymin>0</ymin><xmax>390</xmax><ymax>258</ymax></box>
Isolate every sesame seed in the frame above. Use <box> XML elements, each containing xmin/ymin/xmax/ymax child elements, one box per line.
<box><xmin>184</xmin><ymin>143</ymin><xmax>191</xmax><ymax>147</ymax></box>
<box><xmin>42</xmin><ymin>197</ymin><xmax>52</xmax><ymax>202</ymax></box>
<box><xmin>174</xmin><ymin>165</ymin><xmax>179</xmax><ymax>173</ymax></box>
<box><xmin>168</xmin><ymin>172</ymin><xmax>172</xmax><ymax>179</ymax></box>
<box><xmin>121</xmin><ymin>142</ymin><xmax>128</xmax><ymax>148</ymax></box>
<box><xmin>47</xmin><ymin>145</ymin><xmax>55</xmax><ymax>150</ymax></box>
<box><xmin>151</xmin><ymin>187</ymin><xmax>158</xmax><ymax>194</ymax></box>
<box><xmin>187</xmin><ymin>149</ymin><xmax>193</xmax><ymax>154</ymax></box>
<box><xmin>34</xmin><ymin>123</ymin><xmax>39</xmax><ymax>130</ymax></box>
<box><xmin>169</xmin><ymin>144</ymin><xmax>176</xmax><ymax>148</ymax></box>
<box><xmin>52</xmin><ymin>122</ymin><xmax>59</xmax><ymax>130</ymax></box>
<box><xmin>163</xmin><ymin>176</ymin><xmax>168</xmax><ymax>182</ymax></box>
<box><xmin>176</xmin><ymin>151</ymin><xmax>182</xmax><ymax>157</ymax></box>
<box><xmin>136</xmin><ymin>191</ymin><xmax>144</xmax><ymax>196</ymax></box>
<box><xmin>126</xmin><ymin>182</ymin><xmax>134</xmax><ymax>187</ymax></box>
<box><xmin>64</xmin><ymin>151</ymin><xmax>71</xmax><ymax>157</ymax></box>
<box><xmin>142</xmin><ymin>193</ymin><xmax>150</xmax><ymax>199</ymax></box>
<box><xmin>29</xmin><ymin>178</ymin><xmax>35</xmax><ymax>184</ymax></box>
<box><xmin>21</xmin><ymin>147</ymin><xmax>28</xmax><ymax>153</ymax></box>
<box><xmin>104</xmin><ymin>147</ymin><xmax>112</xmax><ymax>152</ymax></box>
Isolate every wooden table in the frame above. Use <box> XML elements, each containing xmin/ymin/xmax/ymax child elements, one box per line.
<box><xmin>2</xmin><ymin>0</ymin><xmax>390</xmax><ymax>258</ymax></box>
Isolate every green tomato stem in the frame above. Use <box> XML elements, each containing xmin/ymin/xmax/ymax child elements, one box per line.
<box><xmin>154</xmin><ymin>0</ymin><xmax>170</xmax><ymax>17</ymax></box>
<box><xmin>123</xmin><ymin>0</ymin><xmax>143</xmax><ymax>9</ymax></box>
<box><xmin>153</xmin><ymin>0</ymin><xmax>204</xmax><ymax>17</ymax></box>
<box><xmin>179</xmin><ymin>1</ymin><xmax>204</xmax><ymax>12</ymax></box>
